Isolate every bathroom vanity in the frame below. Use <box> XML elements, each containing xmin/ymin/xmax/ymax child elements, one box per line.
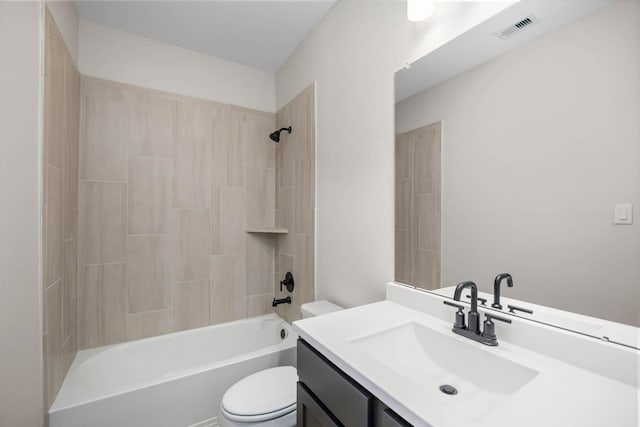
<box><xmin>292</xmin><ymin>283</ymin><xmax>639</xmax><ymax>427</ymax></box>
<box><xmin>297</xmin><ymin>338</ymin><xmax>410</xmax><ymax>426</ymax></box>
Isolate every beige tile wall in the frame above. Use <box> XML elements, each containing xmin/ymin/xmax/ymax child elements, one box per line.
<box><xmin>395</xmin><ymin>122</ymin><xmax>441</xmax><ymax>290</ymax></box>
<box><xmin>274</xmin><ymin>84</ymin><xmax>316</xmax><ymax>323</ymax></box>
<box><xmin>78</xmin><ymin>76</ymin><xmax>279</xmax><ymax>349</ymax></box>
<box><xmin>43</xmin><ymin>9</ymin><xmax>80</xmax><ymax>407</ymax></box>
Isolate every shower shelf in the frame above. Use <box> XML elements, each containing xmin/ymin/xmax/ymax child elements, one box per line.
<box><xmin>245</xmin><ymin>227</ymin><xmax>288</xmax><ymax>234</ymax></box>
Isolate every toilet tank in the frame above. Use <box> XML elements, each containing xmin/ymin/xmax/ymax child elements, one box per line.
<box><xmin>300</xmin><ymin>300</ymin><xmax>343</xmax><ymax>318</ymax></box>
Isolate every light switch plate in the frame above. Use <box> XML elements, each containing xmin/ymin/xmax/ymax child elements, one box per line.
<box><xmin>614</xmin><ymin>204</ymin><xmax>633</xmax><ymax>225</ymax></box>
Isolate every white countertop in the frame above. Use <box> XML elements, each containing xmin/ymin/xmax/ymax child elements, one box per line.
<box><xmin>293</xmin><ymin>290</ymin><xmax>639</xmax><ymax>427</ymax></box>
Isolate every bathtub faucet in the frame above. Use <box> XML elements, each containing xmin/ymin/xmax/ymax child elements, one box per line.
<box><xmin>272</xmin><ymin>297</ymin><xmax>292</xmax><ymax>307</ymax></box>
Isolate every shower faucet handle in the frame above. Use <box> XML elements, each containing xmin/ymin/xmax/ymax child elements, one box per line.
<box><xmin>279</xmin><ymin>272</ymin><xmax>295</xmax><ymax>293</ymax></box>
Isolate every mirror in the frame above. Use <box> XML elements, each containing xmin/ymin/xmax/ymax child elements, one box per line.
<box><xmin>394</xmin><ymin>0</ymin><xmax>639</xmax><ymax>345</ymax></box>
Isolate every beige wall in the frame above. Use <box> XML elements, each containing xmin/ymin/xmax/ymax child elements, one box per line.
<box><xmin>276</xmin><ymin>0</ymin><xmax>515</xmax><ymax>308</ymax></box>
<box><xmin>395</xmin><ymin>123</ymin><xmax>441</xmax><ymax>291</ymax></box>
<box><xmin>79</xmin><ymin>20</ymin><xmax>276</xmax><ymax>113</ymax></box>
<box><xmin>43</xmin><ymin>8</ymin><xmax>80</xmax><ymax>407</ymax></box>
<box><xmin>77</xmin><ymin>77</ymin><xmax>278</xmax><ymax>348</ymax></box>
<box><xmin>396</xmin><ymin>1</ymin><xmax>640</xmax><ymax>325</ymax></box>
<box><xmin>274</xmin><ymin>84</ymin><xmax>316</xmax><ymax>322</ymax></box>
<box><xmin>0</xmin><ymin>1</ymin><xmax>45</xmax><ymax>426</ymax></box>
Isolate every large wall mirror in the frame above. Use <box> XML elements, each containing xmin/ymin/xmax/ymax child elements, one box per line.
<box><xmin>394</xmin><ymin>0</ymin><xmax>639</xmax><ymax>343</ymax></box>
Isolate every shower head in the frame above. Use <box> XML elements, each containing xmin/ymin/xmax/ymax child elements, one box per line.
<box><xmin>269</xmin><ymin>126</ymin><xmax>292</xmax><ymax>143</ymax></box>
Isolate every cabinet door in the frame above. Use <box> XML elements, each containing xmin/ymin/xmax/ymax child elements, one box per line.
<box><xmin>381</xmin><ymin>409</ymin><xmax>412</xmax><ymax>427</ymax></box>
<box><xmin>298</xmin><ymin>339</ymin><xmax>372</xmax><ymax>426</ymax></box>
<box><xmin>297</xmin><ymin>382</ymin><xmax>342</xmax><ymax>427</ymax></box>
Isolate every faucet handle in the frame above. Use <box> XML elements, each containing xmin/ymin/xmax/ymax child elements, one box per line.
<box><xmin>485</xmin><ymin>313</ymin><xmax>512</xmax><ymax>324</ymax></box>
<box><xmin>443</xmin><ymin>300</ymin><xmax>464</xmax><ymax>310</ymax></box>
<box><xmin>443</xmin><ymin>300</ymin><xmax>466</xmax><ymax>330</ymax></box>
<box><xmin>279</xmin><ymin>272</ymin><xmax>295</xmax><ymax>293</ymax></box>
<box><xmin>481</xmin><ymin>313</ymin><xmax>512</xmax><ymax>342</ymax></box>
<box><xmin>507</xmin><ymin>304</ymin><xmax>533</xmax><ymax>315</ymax></box>
<box><xmin>466</xmin><ymin>294</ymin><xmax>487</xmax><ymax>306</ymax></box>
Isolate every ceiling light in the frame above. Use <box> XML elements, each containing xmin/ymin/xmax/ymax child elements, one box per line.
<box><xmin>407</xmin><ymin>0</ymin><xmax>435</xmax><ymax>22</ymax></box>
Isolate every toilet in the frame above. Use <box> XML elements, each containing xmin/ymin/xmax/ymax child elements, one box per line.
<box><xmin>218</xmin><ymin>300</ymin><xmax>343</xmax><ymax>427</ymax></box>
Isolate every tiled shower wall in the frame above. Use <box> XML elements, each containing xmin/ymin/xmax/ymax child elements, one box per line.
<box><xmin>395</xmin><ymin>122</ymin><xmax>441</xmax><ymax>290</ymax></box>
<box><xmin>78</xmin><ymin>76</ymin><xmax>277</xmax><ymax>349</ymax></box>
<box><xmin>43</xmin><ymin>9</ymin><xmax>80</xmax><ymax>406</ymax></box>
<box><xmin>274</xmin><ymin>84</ymin><xmax>316</xmax><ymax>323</ymax></box>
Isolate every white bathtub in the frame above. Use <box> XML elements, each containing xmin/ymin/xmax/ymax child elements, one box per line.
<box><xmin>49</xmin><ymin>314</ymin><xmax>297</xmax><ymax>427</ymax></box>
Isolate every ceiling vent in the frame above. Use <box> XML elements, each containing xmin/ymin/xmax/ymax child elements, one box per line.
<box><xmin>494</xmin><ymin>15</ymin><xmax>540</xmax><ymax>40</ymax></box>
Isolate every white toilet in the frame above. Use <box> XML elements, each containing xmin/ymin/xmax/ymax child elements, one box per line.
<box><xmin>218</xmin><ymin>300</ymin><xmax>343</xmax><ymax>427</ymax></box>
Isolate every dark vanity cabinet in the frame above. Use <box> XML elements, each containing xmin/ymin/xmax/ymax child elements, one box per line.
<box><xmin>297</xmin><ymin>339</ymin><xmax>412</xmax><ymax>427</ymax></box>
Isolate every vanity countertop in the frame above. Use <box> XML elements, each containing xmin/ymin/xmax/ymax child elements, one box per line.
<box><xmin>293</xmin><ymin>289</ymin><xmax>638</xmax><ymax>427</ymax></box>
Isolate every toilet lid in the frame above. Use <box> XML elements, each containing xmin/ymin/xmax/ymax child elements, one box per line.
<box><xmin>221</xmin><ymin>366</ymin><xmax>297</xmax><ymax>421</ymax></box>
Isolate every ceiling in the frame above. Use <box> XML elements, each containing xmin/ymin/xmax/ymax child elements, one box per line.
<box><xmin>75</xmin><ymin>0</ymin><xmax>337</xmax><ymax>72</ymax></box>
<box><xmin>395</xmin><ymin>0</ymin><xmax>616</xmax><ymax>102</ymax></box>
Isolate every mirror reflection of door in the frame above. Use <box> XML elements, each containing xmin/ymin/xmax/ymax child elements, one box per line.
<box><xmin>395</xmin><ymin>122</ymin><xmax>441</xmax><ymax>290</ymax></box>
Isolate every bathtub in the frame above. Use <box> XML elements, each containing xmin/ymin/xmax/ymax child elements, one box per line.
<box><xmin>49</xmin><ymin>314</ymin><xmax>297</xmax><ymax>427</ymax></box>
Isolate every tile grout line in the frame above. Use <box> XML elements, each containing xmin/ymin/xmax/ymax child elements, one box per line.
<box><xmin>79</xmin><ymin>178</ymin><xmax>127</xmax><ymax>184</ymax></box>
<box><xmin>83</xmin><ymin>261</ymin><xmax>127</xmax><ymax>267</ymax></box>
<box><xmin>45</xmin><ymin>277</ymin><xmax>62</xmax><ymax>291</ymax></box>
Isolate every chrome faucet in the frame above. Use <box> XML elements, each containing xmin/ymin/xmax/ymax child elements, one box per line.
<box><xmin>446</xmin><ymin>280</ymin><xmax>512</xmax><ymax>346</ymax></box>
<box><xmin>492</xmin><ymin>273</ymin><xmax>513</xmax><ymax>309</ymax></box>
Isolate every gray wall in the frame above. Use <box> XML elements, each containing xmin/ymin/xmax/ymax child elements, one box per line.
<box><xmin>276</xmin><ymin>0</ymin><xmax>513</xmax><ymax>309</ymax></box>
<box><xmin>396</xmin><ymin>1</ymin><xmax>639</xmax><ymax>325</ymax></box>
<box><xmin>0</xmin><ymin>1</ymin><xmax>45</xmax><ymax>425</ymax></box>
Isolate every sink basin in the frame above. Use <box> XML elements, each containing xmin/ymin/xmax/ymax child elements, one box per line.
<box><xmin>350</xmin><ymin>322</ymin><xmax>539</xmax><ymax>421</ymax></box>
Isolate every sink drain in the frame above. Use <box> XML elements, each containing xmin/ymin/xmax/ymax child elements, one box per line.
<box><xmin>439</xmin><ymin>384</ymin><xmax>458</xmax><ymax>395</ymax></box>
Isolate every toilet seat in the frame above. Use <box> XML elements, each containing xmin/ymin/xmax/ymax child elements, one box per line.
<box><xmin>220</xmin><ymin>402</ymin><xmax>296</xmax><ymax>423</ymax></box>
<box><xmin>220</xmin><ymin>366</ymin><xmax>297</xmax><ymax>422</ymax></box>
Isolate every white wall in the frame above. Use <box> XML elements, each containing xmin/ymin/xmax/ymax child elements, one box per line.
<box><xmin>79</xmin><ymin>19</ymin><xmax>276</xmax><ymax>113</ymax></box>
<box><xmin>396</xmin><ymin>1</ymin><xmax>639</xmax><ymax>325</ymax></box>
<box><xmin>0</xmin><ymin>1</ymin><xmax>44</xmax><ymax>426</ymax></box>
<box><xmin>46</xmin><ymin>0</ymin><xmax>78</xmax><ymax>65</ymax></box>
<box><xmin>276</xmin><ymin>0</ymin><xmax>515</xmax><ymax>308</ymax></box>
